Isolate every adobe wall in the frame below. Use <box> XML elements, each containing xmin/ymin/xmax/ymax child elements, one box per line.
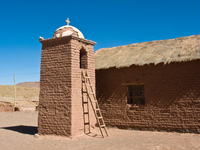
<box><xmin>96</xmin><ymin>60</ymin><xmax>200</xmax><ymax>133</ymax></box>
<box><xmin>0</xmin><ymin>104</ymin><xmax>14</xmax><ymax>112</ymax></box>
<box><xmin>38</xmin><ymin>37</ymin><xmax>72</xmax><ymax>136</ymax></box>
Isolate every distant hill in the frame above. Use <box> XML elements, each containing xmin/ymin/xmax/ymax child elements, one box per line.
<box><xmin>0</xmin><ymin>84</ymin><xmax>39</xmax><ymax>107</ymax></box>
<box><xmin>16</xmin><ymin>82</ymin><xmax>40</xmax><ymax>88</ymax></box>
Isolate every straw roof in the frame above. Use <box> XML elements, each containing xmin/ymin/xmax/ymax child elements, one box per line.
<box><xmin>95</xmin><ymin>34</ymin><xmax>200</xmax><ymax>70</ymax></box>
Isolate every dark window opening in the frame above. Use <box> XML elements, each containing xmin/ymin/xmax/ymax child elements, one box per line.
<box><xmin>80</xmin><ymin>48</ymin><xmax>87</xmax><ymax>69</ymax></box>
<box><xmin>127</xmin><ymin>85</ymin><xmax>145</xmax><ymax>105</ymax></box>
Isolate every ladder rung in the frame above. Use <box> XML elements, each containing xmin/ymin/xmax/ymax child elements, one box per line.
<box><xmin>84</xmin><ymin>112</ymin><xmax>89</xmax><ymax>114</ymax></box>
<box><xmin>84</xmin><ymin>122</ymin><xmax>90</xmax><ymax>125</ymax></box>
<box><xmin>83</xmin><ymin>101</ymin><xmax>88</xmax><ymax>104</ymax></box>
<box><xmin>95</xmin><ymin>109</ymin><xmax>100</xmax><ymax>111</ymax></box>
<box><xmin>88</xmin><ymin>92</ymin><xmax>94</xmax><ymax>95</ymax></box>
<box><xmin>82</xmin><ymin>91</ymin><xmax>94</xmax><ymax>95</ymax></box>
<box><xmin>83</xmin><ymin>76</ymin><xmax>90</xmax><ymax>79</ymax></box>
<box><xmin>98</xmin><ymin>117</ymin><xmax>103</xmax><ymax>119</ymax></box>
<box><xmin>100</xmin><ymin>125</ymin><xmax>106</xmax><ymax>128</ymax></box>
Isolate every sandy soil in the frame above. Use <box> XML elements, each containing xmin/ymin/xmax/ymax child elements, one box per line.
<box><xmin>0</xmin><ymin>112</ymin><xmax>199</xmax><ymax>150</ymax></box>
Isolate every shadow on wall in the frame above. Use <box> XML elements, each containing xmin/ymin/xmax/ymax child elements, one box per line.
<box><xmin>95</xmin><ymin>61</ymin><xmax>200</xmax><ymax>132</ymax></box>
<box><xmin>0</xmin><ymin>125</ymin><xmax>37</xmax><ymax>135</ymax></box>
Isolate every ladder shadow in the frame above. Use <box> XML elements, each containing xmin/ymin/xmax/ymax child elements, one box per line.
<box><xmin>84</xmin><ymin>132</ymin><xmax>103</xmax><ymax>138</ymax></box>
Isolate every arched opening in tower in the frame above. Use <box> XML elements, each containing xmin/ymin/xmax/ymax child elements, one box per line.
<box><xmin>80</xmin><ymin>48</ymin><xmax>88</xmax><ymax>69</ymax></box>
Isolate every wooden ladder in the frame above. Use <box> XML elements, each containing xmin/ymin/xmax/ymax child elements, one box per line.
<box><xmin>81</xmin><ymin>70</ymin><xmax>108</xmax><ymax>138</ymax></box>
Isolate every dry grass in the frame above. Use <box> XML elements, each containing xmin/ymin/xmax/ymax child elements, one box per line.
<box><xmin>0</xmin><ymin>85</ymin><xmax>39</xmax><ymax>106</ymax></box>
<box><xmin>95</xmin><ymin>34</ymin><xmax>200</xmax><ymax>69</ymax></box>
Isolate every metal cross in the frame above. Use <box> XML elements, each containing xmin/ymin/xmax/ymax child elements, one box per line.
<box><xmin>65</xmin><ymin>18</ymin><xmax>70</xmax><ymax>25</ymax></box>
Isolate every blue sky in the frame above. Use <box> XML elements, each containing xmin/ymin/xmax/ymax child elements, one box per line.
<box><xmin>0</xmin><ymin>0</ymin><xmax>199</xmax><ymax>85</ymax></box>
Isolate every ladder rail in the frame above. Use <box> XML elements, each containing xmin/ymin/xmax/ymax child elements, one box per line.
<box><xmin>81</xmin><ymin>70</ymin><xmax>108</xmax><ymax>138</ymax></box>
<box><xmin>83</xmin><ymin>72</ymin><xmax>104</xmax><ymax>137</ymax></box>
<box><xmin>86</xmin><ymin>72</ymin><xmax>105</xmax><ymax>127</ymax></box>
<box><xmin>85</xmin><ymin>72</ymin><xmax>108</xmax><ymax>134</ymax></box>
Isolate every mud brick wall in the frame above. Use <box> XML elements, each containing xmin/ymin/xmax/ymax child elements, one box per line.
<box><xmin>96</xmin><ymin>60</ymin><xmax>200</xmax><ymax>133</ymax></box>
<box><xmin>38</xmin><ymin>36</ymin><xmax>96</xmax><ymax>136</ymax></box>
<box><xmin>0</xmin><ymin>104</ymin><xmax>14</xmax><ymax>112</ymax></box>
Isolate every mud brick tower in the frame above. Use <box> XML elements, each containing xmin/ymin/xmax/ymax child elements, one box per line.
<box><xmin>38</xmin><ymin>19</ymin><xmax>96</xmax><ymax>137</ymax></box>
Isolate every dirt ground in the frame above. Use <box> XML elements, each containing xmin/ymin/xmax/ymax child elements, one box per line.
<box><xmin>0</xmin><ymin>112</ymin><xmax>199</xmax><ymax>150</ymax></box>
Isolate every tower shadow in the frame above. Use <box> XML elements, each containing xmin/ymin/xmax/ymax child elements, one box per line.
<box><xmin>0</xmin><ymin>125</ymin><xmax>37</xmax><ymax>135</ymax></box>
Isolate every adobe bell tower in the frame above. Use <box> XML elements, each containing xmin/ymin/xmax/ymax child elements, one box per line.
<box><xmin>38</xmin><ymin>19</ymin><xmax>96</xmax><ymax>137</ymax></box>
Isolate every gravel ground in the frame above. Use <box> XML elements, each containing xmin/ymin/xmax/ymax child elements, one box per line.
<box><xmin>0</xmin><ymin>112</ymin><xmax>199</xmax><ymax>150</ymax></box>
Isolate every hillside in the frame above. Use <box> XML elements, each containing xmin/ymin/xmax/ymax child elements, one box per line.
<box><xmin>16</xmin><ymin>81</ymin><xmax>40</xmax><ymax>88</ymax></box>
<box><xmin>0</xmin><ymin>85</ymin><xmax>39</xmax><ymax>107</ymax></box>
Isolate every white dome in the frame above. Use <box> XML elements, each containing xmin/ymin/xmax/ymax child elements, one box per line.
<box><xmin>53</xmin><ymin>25</ymin><xmax>84</xmax><ymax>39</ymax></box>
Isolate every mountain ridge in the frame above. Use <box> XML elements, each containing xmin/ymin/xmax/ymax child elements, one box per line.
<box><xmin>16</xmin><ymin>81</ymin><xmax>40</xmax><ymax>88</ymax></box>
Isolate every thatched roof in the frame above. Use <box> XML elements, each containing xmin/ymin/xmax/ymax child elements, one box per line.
<box><xmin>95</xmin><ymin>34</ymin><xmax>200</xmax><ymax>70</ymax></box>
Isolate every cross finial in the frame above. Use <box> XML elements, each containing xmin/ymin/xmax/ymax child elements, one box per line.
<box><xmin>65</xmin><ymin>18</ymin><xmax>70</xmax><ymax>26</ymax></box>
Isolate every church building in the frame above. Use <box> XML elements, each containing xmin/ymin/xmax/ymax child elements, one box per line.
<box><xmin>38</xmin><ymin>19</ymin><xmax>200</xmax><ymax>136</ymax></box>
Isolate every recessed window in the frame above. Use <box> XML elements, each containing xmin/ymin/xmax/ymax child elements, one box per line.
<box><xmin>80</xmin><ymin>48</ymin><xmax>87</xmax><ymax>69</ymax></box>
<box><xmin>127</xmin><ymin>85</ymin><xmax>145</xmax><ymax>105</ymax></box>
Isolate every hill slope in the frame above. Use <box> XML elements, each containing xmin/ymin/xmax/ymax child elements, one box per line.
<box><xmin>16</xmin><ymin>82</ymin><xmax>40</xmax><ymax>88</ymax></box>
<box><xmin>0</xmin><ymin>85</ymin><xmax>39</xmax><ymax>107</ymax></box>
